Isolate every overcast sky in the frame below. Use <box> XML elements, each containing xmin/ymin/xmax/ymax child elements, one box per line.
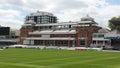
<box><xmin>0</xmin><ymin>0</ymin><xmax>120</xmax><ymax>29</ymax></box>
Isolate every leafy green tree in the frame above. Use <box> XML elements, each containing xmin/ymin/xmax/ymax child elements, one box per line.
<box><xmin>108</xmin><ymin>16</ymin><xmax>120</xmax><ymax>30</ymax></box>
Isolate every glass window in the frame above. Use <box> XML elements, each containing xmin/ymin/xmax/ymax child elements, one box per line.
<box><xmin>98</xmin><ymin>41</ymin><xmax>103</xmax><ymax>44</ymax></box>
<box><xmin>93</xmin><ymin>41</ymin><xmax>96</xmax><ymax>44</ymax></box>
<box><xmin>80</xmin><ymin>39</ymin><xmax>85</xmax><ymax>45</ymax></box>
<box><xmin>93</xmin><ymin>34</ymin><xmax>97</xmax><ymax>37</ymax></box>
<box><xmin>98</xmin><ymin>35</ymin><xmax>104</xmax><ymax>37</ymax></box>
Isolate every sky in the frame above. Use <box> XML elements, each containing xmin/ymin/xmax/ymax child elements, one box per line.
<box><xmin>0</xmin><ymin>0</ymin><xmax>120</xmax><ymax>29</ymax></box>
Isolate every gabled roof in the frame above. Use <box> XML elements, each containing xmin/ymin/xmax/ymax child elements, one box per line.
<box><xmin>98</xmin><ymin>28</ymin><xmax>110</xmax><ymax>33</ymax></box>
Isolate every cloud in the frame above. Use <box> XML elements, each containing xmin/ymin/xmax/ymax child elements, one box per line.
<box><xmin>56</xmin><ymin>0</ymin><xmax>88</xmax><ymax>9</ymax></box>
<box><xmin>0</xmin><ymin>0</ymin><xmax>120</xmax><ymax>29</ymax></box>
<box><xmin>0</xmin><ymin>0</ymin><xmax>24</xmax><ymax>6</ymax></box>
<box><xmin>0</xmin><ymin>9</ymin><xmax>23</xmax><ymax>29</ymax></box>
<box><xmin>95</xmin><ymin>5</ymin><xmax>120</xmax><ymax>28</ymax></box>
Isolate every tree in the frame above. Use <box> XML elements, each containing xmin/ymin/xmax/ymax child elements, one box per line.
<box><xmin>108</xmin><ymin>16</ymin><xmax>120</xmax><ymax>30</ymax></box>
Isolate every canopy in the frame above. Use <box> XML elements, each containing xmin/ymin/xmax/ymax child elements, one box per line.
<box><xmin>104</xmin><ymin>30</ymin><xmax>120</xmax><ymax>39</ymax></box>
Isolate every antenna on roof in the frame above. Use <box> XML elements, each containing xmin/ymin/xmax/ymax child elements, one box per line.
<box><xmin>86</xmin><ymin>14</ymin><xmax>89</xmax><ymax>17</ymax></box>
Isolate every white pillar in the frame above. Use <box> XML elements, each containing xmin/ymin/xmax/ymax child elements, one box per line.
<box><xmin>54</xmin><ymin>40</ymin><xmax>55</xmax><ymax>46</ymax></box>
<box><xmin>68</xmin><ymin>40</ymin><xmax>69</xmax><ymax>47</ymax></box>
<box><xmin>72</xmin><ymin>40</ymin><xmax>75</xmax><ymax>47</ymax></box>
<box><xmin>30</xmin><ymin>40</ymin><xmax>34</xmax><ymax>45</ymax></box>
<box><xmin>43</xmin><ymin>40</ymin><xmax>45</xmax><ymax>46</ymax></box>
<box><xmin>96</xmin><ymin>41</ymin><xmax>98</xmax><ymax>47</ymax></box>
<box><xmin>103</xmin><ymin>41</ymin><xmax>105</xmax><ymax>46</ymax></box>
<box><xmin>29</xmin><ymin>40</ymin><xmax>31</xmax><ymax>45</ymax></box>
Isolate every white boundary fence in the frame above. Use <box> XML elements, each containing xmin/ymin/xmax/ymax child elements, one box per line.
<box><xmin>8</xmin><ymin>45</ymin><xmax>102</xmax><ymax>51</ymax></box>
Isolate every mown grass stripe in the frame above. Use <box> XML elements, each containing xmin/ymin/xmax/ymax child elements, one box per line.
<box><xmin>52</xmin><ymin>56</ymin><xmax>120</xmax><ymax>66</ymax></box>
<box><xmin>0</xmin><ymin>48</ymin><xmax>120</xmax><ymax>68</ymax></box>
<box><xmin>0</xmin><ymin>62</ymin><xmax>56</xmax><ymax>68</ymax></box>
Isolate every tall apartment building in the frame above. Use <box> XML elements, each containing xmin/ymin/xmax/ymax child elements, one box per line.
<box><xmin>25</xmin><ymin>11</ymin><xmax>57</xmax><ymax>24</ymax></box>
<box><xmin>20</xmin><ymin>11</ymin><xmax>101</xmax><ymax>47</ymax></box>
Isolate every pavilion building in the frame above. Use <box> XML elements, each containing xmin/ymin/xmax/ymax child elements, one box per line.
<box><xmin>20</xmin><ymin>11</ymin><xmax>101</xmax><ymax>47</ymax></box>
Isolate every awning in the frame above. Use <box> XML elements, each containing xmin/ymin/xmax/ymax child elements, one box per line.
<box><xmin>104</xmin><ymin>36</ymin><xmax>120</xmax><ymax>39</ymax></box>
<box><xmin>0</xmin><ymin>39</ymin><xmax>19</xmax><ymax>42</ymax></box>
<box><xmin>29</xmin><ymin>30</ymin><xmax>76</xmax><ymax>34</ymax></box>
<box><xmin>25</xmin><ymin>37</ymin><xmax>75</xmax><ymax>40</ymax></box>
<box><xmin>93</xmin><ymin>38</ymin><xmax>110</xmax><ymax>41</ymax></box>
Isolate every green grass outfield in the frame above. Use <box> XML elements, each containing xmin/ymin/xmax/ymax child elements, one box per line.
<box><xmin>0</xmin><ymin>48</ymin><xmax>120</xmax><ymax>68</ymax></box>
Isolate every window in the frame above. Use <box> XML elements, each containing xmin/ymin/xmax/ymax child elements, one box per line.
<box><xmin>58</xmin><ymin>41</ymin><xmax>67</xmax><ymax>44</ymax></box>
<box><xmin>93</xmin><ymin>34</ymin><xmax>97</xmax><ymax>37</ymax></box>
<box><xmin>80</xmin><ymin>39</ymin><xmax>85</xmax><ymax>45</ymax></box>
<box><xmin>39</xmin><ymin>41</ymin><xmax>43</xmax><ymax>45</ymax></box>
<box><xmin>47</xmin><ymin>41</ymin><xmax>52</xmax><ymax>45</ymax></box>
<box><xmin>98</xmin><ymin>41</ymin><xmax>103</xmax><ymax>45</ymax></box>
<box><xmin>93</xmin><ymin>41</ymin><xmax>96</xmax><ymax>44</ymax></box>
<box><xmin>98</xmin><ymin>35</ymin><xmax>104</xmax><ymax>37</ymax></box>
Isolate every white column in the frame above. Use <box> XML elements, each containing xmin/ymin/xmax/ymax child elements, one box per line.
<box><xmin>54</xmin><ymin>40</ymin><xmax>55</xmax><ymax>46</ymax></box>
<box><xmin>43</xmin><ymin>40</ymin><xmax>45</xmax><ymax>46</ymax></box>
<box><xmin>72</xmin><ymin>40</ymin><xmax>75</xmax><ymax>47</ymax></box>
<box><xmin>29</xmin><ymin>40</ymin><xmax>31</xmax><ymax>45</ymax></box>
<box><xmin>103</xmin><ymin>41</ymin><xmax>105</xmax><ymax>46</ymax></box>
<box><xmin>68</xmin><ymin>40</ymin><xmax>69</xmax><ymax>47</ymax></box>
<box><xmin>96</xmin><ymin>41</ymin><xmax>98</xmax><ymax>47</ymax></box>
<box><xmin>23</xmin><ymin>40</ymin><xmax>29</xmax><ymax>45</ymax></box>
<box><xmin>31</xmin><ymin>40</ymin><xmax>34</xmax><ymax>45</ymax></box>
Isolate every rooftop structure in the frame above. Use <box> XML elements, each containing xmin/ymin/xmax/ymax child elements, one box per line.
<box><xmin>81</xmin><ymin>15</ymin><xmax>94</xmax><ymax>21</ymax></box>
<box><xmin>25</xmin><ymin>11</ymin><xmax>57</xmax><ymax>24</ymax></box>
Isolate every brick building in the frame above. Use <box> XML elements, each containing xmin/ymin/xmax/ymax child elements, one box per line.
<box><xmin>20</xmin><ymin>11</ymin><xmax>101</xmax><ymax>47</ymax></box>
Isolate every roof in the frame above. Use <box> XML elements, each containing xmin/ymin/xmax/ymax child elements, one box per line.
<box><xmin>78</xmin><ymin>21</ymin><xmax>97</xmax><ymax>24</ymax></box>
<box><xmin>35</xmin><ymin>22</ymin><xmax>77</xmax><ymax>26</ymax></box>
<box><xmin>22</xmin><ymin>24</ymin><xmax>32</xmax><ymax>26</ymax></box>
<box><xmin>81</xmin><ymin>15</ymin><xmax>94</xmax><ymax>21</ymax></box>
<box><xmin>35</xmin><ymin>21</ymin><xmax>98</xmax><ymax>26</ymax></box>
<box><xmin>28</xmin><ymin>11</ymin><xmax>54</xmax><ymax>16</ymax></box>
<box><xmin>25</xmin><ymin>20</ymin><xmax>35</xmax><ymax>24</ymax></box>
<box><xmin>98</xmin><ymin>28</ymin><xmax>110</xmax><ymax>33</ymax></box>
